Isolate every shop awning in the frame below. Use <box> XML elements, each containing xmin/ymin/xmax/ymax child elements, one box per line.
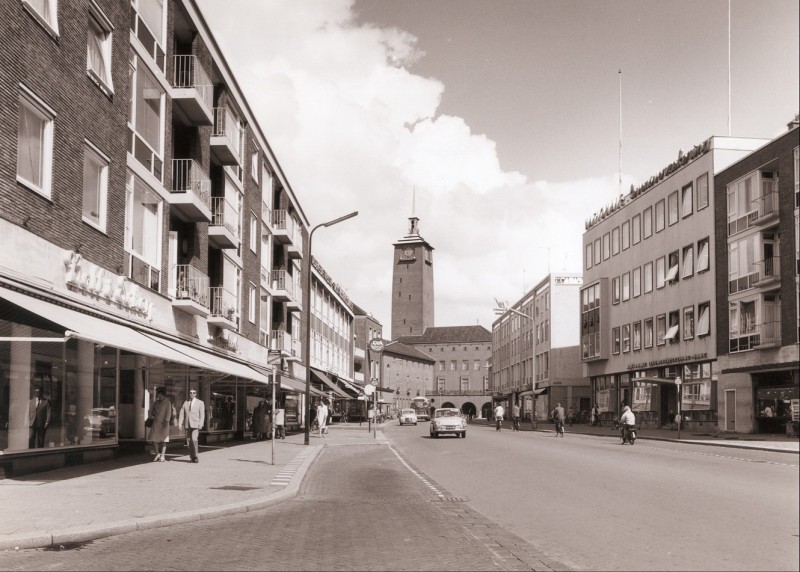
<box><xmin>310</xmin><ymin>368</ymin><xmax>349</xmax><ymax>398</ymax></box>
<box><xmin>338</xmin><ymin>378</ymin><xmax>362</xmax><ymax>394</ymax></box>
<box><xmin>534</xmin><ymin>387</ymin><xmax>548</xmax><ymax>395</ymax></box>
<box><xmin>248</xmin><ymin>365</ymin><xmax>327</xmax><ymax>397</ymax></box>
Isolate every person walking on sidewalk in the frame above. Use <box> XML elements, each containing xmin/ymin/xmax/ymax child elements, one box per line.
<box><xmin>553</xmin><ymin>402</ymin><xmax>565</xmax><ymax>437</ymax></box>
<box><xmin>179</xmin><ymin>388</ymin><xmax>205</xmax><ymax>463</ymax></box>
<box><xmin>511</xmin><ymin>402</ymin><xmax>521</xmax><ymax>431</ymax></box>
<box><xmin>317</xmin><ymin>399</ymin><xmax>329</xmax><ymax>437</ymax></box>
<box><xmin>275</xmin><ymin>407</ymin><xmax>285</xmax><ymax>439</ymax></box>
<box><xmin>148</xmin><ymin>386</ymin><xmax>173</xmax><ymax>462</ymax></box>
<box><xmin>28</xmin><ymin>386</ymin><xmax>51</xmax><ymax>449</ymax></box>
<box><xmin>494</xmin><ymin>403</ymin><xmax>505</xmax><ymax>431</ymax></box>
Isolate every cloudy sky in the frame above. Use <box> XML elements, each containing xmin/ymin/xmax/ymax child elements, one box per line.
<box><xmin>196</xmin><ymin>0</ymin><xmax>799</xmax><ymax>339</ymax></box>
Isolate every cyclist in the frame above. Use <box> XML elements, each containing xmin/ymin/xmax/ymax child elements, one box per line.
<box><xmin>493</xmin><ymin>403</ymin><xmax>505</xmax><ymax>431</ymax></box>
<box><xmin>620</xmin><ymin>405</ymin><xmax>636</xmax><ymax>443</ymax></box>
<box><xmin>553</xmin><ymin>402</ymin><xmax>566</xmax><ymax>437</ymax></box>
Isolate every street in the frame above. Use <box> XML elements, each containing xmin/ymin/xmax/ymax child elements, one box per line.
<box><xmin>0</xmin><ymin>423</ymin><xmax>797</xmax><ymax>571</ymax></box>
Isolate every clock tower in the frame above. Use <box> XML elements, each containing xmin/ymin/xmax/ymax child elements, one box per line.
<box><xmin>391</xmin><ymin>215</ymin><xmax>435</xmax><ymax>339</ymax></box>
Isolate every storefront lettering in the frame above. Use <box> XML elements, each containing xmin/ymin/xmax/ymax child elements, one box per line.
<box><xmin>63</xmin><ymin>250</ymin><xmax>154</xmax><ymax>320</ymax></box>
<box><xmin>626</xmin><ymin>352</ymin><xmax>708</xmax><ymax>370</ymax></box>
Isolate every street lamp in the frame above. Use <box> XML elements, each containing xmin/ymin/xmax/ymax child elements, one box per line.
<box><xmin>303</xmin><ymin>211</ymin><xmax>359</xmax><ymax>445</ymax></box>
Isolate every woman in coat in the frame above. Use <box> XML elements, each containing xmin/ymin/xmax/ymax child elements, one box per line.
<box><xmin>148</xmin><ymin>386</ymin><xmax>173</xmax><ymax>462</ymax></box>
<box><xmin>252</xmin><ymin>400</ymin><xmax>269</xmax><ymax>440</ymax></box>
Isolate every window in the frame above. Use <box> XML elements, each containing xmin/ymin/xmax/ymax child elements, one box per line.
<box><xmin>594</xmin><ymin>238</ymin><xmax>601</xmax><ymax>265</ymax></box>
<box><xmin>682</xmin><ymin>183</ymin><xmax>693</xmax><ymax>218</ymax></box>
<box><xmin>665</xmin><ymin>310</ymin><xmax>680</xmax><ymax>342</ymax></box>
<box><xmin>602</xmin><ymin>233</ymin><xmax>610</xmax><ymax>259</ymax></box>
<box><xmin>682</xmin><ymin>245</ymin><xmax>694</xmax><ymax>278</ymax></box>
<box><xmin>449</xmin><ymin>360</ymin><xmax>456</xmax><ymax>371</ymax></box>
<box><xmin>666</xmin><ymin>251</ymin><xmax>679</xmax><ymax>283</ymax></box>
<box><xmin>643</xmin><ymin>262</ymin><xmax>653</xmax><ymax>293</ymax></box>
<box><xmin>129</xmin><ymin>56</ymin><xmax>165</xmax><ymax>179</ymax></box>
<box><xmin>656</xmin><ymin>314</ymin><xmax>666</xmax><ymax>345</ymax></box>
<box><xmin>249</xmin><ymin>212</ymin><xmax>258</xmax><ymax>253</ymax></box>
<box><xmin>697</xmin><ymin>238</ymin><xmax>710</xmax><ymax>272</ymax></box>
<box><xmin>248</xmin><ymin>283</ymin><xmax>257</xmax><ymax>323</ymax></box>
<box><xmin>632</xmin><ymin>321</ymin><xmax>642</xmax><ymax>351</ymax></box>
<box><xmin>612</xmin><ymin>276</ymin><xmax>620</xmax><ymax>304</ymax></box>
<box><xmin>87</xmin><ymin>5</ymin><xmax>114</xmax><ymax>93</ymax></box>
<box><xmin>125</xmin><ymin>170</ymin><xmax>163</xmax><ymax>290</ymax></box>
<box><xmin>437</xmin><ymin>377</ymin><xmax>446</xmax><ymax>391</ymax></box>
<box><xmin>438</xmin><ymin>360</ymin><xmax>445</xmax><ymax>371</ymax></box>
<box><xmin>655</xmin><ymin>200</ymin><xmax>665</xmax><ymax>232</ymax></box>
<box><xmin>22</xmin><ymin>0</ymin><xmax>59</xmax><ymax>36</ymax></box>
<box><xmin>621</xmin><ymin>220</ymin><xmax>630</xmax><ymax>250</ymax></box>
<box><xmin>668</xmin><ymin>191</ymin><xmax>679</xmax><ymax>225</ymax></box>
<box><xmin>622</xmin><ymin>324</ymin><xmax>630</xmax><ymax>352</ymax></box>
<box><xmin>17</xmin><ymin>87</ymin><xmax>55</xmax><ymax>199</ymax></box>
<box><xmin>462</xmin><ymin>360</ymin><xmax>468</xmax><ymax>371</ymax></box>
<box><xmin>474</xmin><ymin>360</ymin><xmax>481</xmax><ymax>371</ymax></box>
<box><xmin>133</xmin><ymin>0</ymin><xmax>165</xmax><ymax>49</ymax></box>
<box><xmin>612</xmin><ymin>327</ymin><xmax>620</xmax><ymax>355</ymax></box>
<box><xmin>460</xmin><ymin>377</ymin><xmax>469</xmax><ymax>392</ymax></box>
<box><xmin>622</xmin><ymin>272</ymin><xmax>630</xmax><ymax>301</ymax></box>
<box><xmin>697</xmin><ymin>302</ymin><xmax>711</xmax><ymax>336</ymax></box>
<box><xmin>644</xmin><ymin>318</ymin><xmax>654</xmax><ymax>348</ymax></box>
<box><xmin>585</xmin><ymin>243</ymin><xmax>592</xmax><ymax>270</ymax></box>
<box><xmin>632</xmin><ymin>214</ymin><xmax>641</xmax><ymax>245</ymax></box>
<box><xmin>643</xmin><ymin>207</ymin><xmax>653</xmax><ymax>238</ymax></box>
<box><xmin>612</xmin><ymin>227</ymin><xmax>620</xmax><ymax>255</ymax></box>
<box><xmin>656</xmin><ymin>257</ymin><xmax>666</xmax><ymax>289</ymax></box>
<box><xmin>696</xmin><ymin>173</ymin><xmax>709</xmax><ymax>210</ymax></box>
<box><xmin>82</xmin><ymin>141</ymin><xmax>109</xmax><ymax>232</ymax></box>
<box><xmin>683</xmin><ymin>306</ymin><xmax>695</xmax><ymax>340</ymax></box>
<box><xmin>632</xmin><ymin>266</ymin><xmax>641</xmax><ymax>297</ymax></box>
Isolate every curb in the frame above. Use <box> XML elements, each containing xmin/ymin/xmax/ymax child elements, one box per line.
<box><xmin>0</xmin><ymin>444</ymin><xmax>324</xmax><ymax>552</ymax></box>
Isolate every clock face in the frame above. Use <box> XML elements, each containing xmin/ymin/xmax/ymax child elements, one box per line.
<box><xmin>402</xmin><ymin>247</ymin><xmax>414</xmax><ymax>258</ymax></box>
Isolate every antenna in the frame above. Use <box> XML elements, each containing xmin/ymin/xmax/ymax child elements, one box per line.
<box><xmin>618</xmin><ymin>68</ymin><xmax>623</xmax><ymax>200</ymax></box>
<box><xmin>727</xmin><ymin>0</ymin><xmax>731</xmax><ymax>136</ymax></box>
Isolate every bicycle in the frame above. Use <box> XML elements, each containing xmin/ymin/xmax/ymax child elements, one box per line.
<box><xmin>554</xmin><ymin>419</ymin><xmax>564</xmax><ymax>437</ymax></box>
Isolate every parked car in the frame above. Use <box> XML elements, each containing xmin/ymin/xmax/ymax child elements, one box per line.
<box><xmin>429</xmin><ymin>407</ymin><xmax>467</xmax><ymax>439</ymax></box>
<box><xmin>399</xmin><ymin>408</ymin><xmax>418</xmax><ymax>426</ymax></box>
<box><xmin>84</xmin><ymin>407</ymin><xmax>116</xmax><ymax>438</ymax></box>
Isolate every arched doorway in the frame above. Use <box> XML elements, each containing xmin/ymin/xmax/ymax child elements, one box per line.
<box><xmin>442</xmin><ymin>401</ymin><xmax>456</xmax><ymax>408</ymax></box>
<box><xmin>481</xmin><ymin>402</ymin><xmax>492</xmax><ymax>419</ymax></box>
<box><xmin>461</xmin><ymin>402</ymin><xmax>476</xmax><ymax>420</ymax></box>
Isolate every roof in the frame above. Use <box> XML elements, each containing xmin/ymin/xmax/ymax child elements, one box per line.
<box><xmin>383</xmin><ymin>341</ymin><xmax>435</xmax><ymax>363</ymax></box>
<box><xmin>395</xmin><ymin>325</ymin><xmax>492</xmax><ymax>345</ymax></box>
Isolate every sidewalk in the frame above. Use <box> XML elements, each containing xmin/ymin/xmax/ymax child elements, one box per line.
<box><xmin>0</xmin><ymin>423</ymin><xmax>387</xmax><ymax>552</ymax></box>
<box><xmin>470</xmin><ymin>418</ymin><xmax>800</xmax><ymax>453</ymax></box>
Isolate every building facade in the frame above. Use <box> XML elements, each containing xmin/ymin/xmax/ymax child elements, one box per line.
<box><xmin>391</xmin><ymin>216</ymin><xmax>434</xmax><ymax>338</ymax></box>
<box><xmin>382</xmin><ymin>341</ymin><xmax>435</xmax><ymax>413</ymax></box>
<box><xmin>492</xmin><ymin>273</ymin><xmax>586</xmax><ymax>422</ymax></box>
<box><xmin>396</xmin><ymin>326</ymin><xmax>492</xmax><ymax>418</ymax></box>
<box><xmin>714</xmin><ymin>120</ymin><xmax>800</xmax><ymax>434</ymax></box>
<box><xmin>581</xmin><ymin>136</ymin><xmax>767</xmax><ymax>431</ymax></box>
<box><xmin>0</xmin><ymin>0</ymin><xmax>315</xmax><ymax>476</ymax></box>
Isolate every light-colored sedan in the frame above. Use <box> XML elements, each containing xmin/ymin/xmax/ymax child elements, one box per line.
<box><xmin>429</xmin><ymin>408</ymin><xmax>467</xmax><ymax>438</ymax></box>
<box><xmin>399</xmin><ymin>408</ymin><xmax>418</xmax><ymax>426</ymax></box>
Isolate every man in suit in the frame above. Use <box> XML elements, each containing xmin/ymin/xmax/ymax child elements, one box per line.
<box><xmin>28</xmin><ymin>386</ymin><xmax>52</xmax><ymax>448</ymax></box>
<box><xmin>178</xmin><ymin>388</ymin><xmax>205</xmax><ymax>463</ymax></box>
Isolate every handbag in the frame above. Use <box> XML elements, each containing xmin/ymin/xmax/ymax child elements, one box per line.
<box><xmin>145</xmin><ymin>417</ymin><xmax>154</xmax><ymax>428</ymax></box>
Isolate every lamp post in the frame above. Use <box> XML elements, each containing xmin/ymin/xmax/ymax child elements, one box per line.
<box><xmin>303</xmin><ymin>211</ymin><xmax>359</xmax><ymax>445</ymax></box>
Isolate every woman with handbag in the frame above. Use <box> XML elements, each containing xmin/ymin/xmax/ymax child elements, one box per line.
<box><xmin>147</xmin><ymin>386</ymin><xmax>173</xmax><ymax>462</ymax></box>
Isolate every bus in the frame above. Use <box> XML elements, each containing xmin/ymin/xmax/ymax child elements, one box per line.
<box><xmin>410</xmin><ymin>396</ymin><xmax>431</xmax><ymax>421</ymax></box>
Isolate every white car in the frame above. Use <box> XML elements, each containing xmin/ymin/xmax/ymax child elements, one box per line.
<box><xmin>429</xmin><ymin>408</ymin><xmax>467</xmax><ymax>439</ymax></box>
<box><xmin>399</xmin><ymin>409</ymin><xmax>418</xmax><ymax>425</ymax></box>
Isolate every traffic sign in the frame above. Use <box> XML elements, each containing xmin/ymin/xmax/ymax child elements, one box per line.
<box><xmin>675</xmin><ymin>376</ymin><xmax>682</xmax><ymax>385</ymax></box>
<box><xmin>368</xmin><ymin>338</ymin><xmax>385</xmax><ymax>353</ymax></box>
<box><xmin>267</xmin><ymin>350</ymin><xmax>282</xmax><ymax>366</ymax></box>
<box><xmin>363</xmin><ymin>384</ymin><xmax>375</xmax><ymax>396</ymax></box>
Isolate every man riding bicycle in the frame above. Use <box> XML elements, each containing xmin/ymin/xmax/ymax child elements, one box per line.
<box><xmin>620</xmin><ymin>405</ymin><xmax>636</xmax><ymax>443</ymax></box>
<box><xmin>493</xmin><ymin>403</ymin><xmax>505</xmax><ymax>431</ymax></box>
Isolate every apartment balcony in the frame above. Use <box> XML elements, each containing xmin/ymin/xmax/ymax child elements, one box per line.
<box><xmin>208</xmin><ymin>197</ymin><xmax>240</xmax><ymax>249</ymax></box>
<box><xmin>210</xmin><ymin>107</ymin><xmax>242</xmax><ymax>165</ymax></box>
<box><xmin>259</xmin><ymin>265</ymin><xmax>271</xmax><ymax>289</ymax></box>
<box><xmin>729</xmin><ymin>320</ymin><xmax>781</xmax><ymax>353</ymax></box>
<box><xmin>208</xmin><ymin>287</ymin><xmax>239</xmax><ymax>331</ymax></box>
<box><xmin>727</xmin><ymin>191</ymin><xmax>780</xmax><ymax>236</ymax></box>
<box><xmin>169</xmin><ymin>159</ymin><xmax>211</xmax><ymax>221</ymax></box>
<box><xmin>271</xmin><ymin>210</ymin><xmax>294</xmax><ymax>245</ymax></box>
<box><xmin>271</xmin><ymin>329</ymin><xmax>300</xmax><ymax>359</ymax></box>
<box><xmin>171</xmin><ymin>55</ymin><xmax>213</xmax><ymax>125</ymax></box>
<box><xmin>753</xmin><ymin>256</ymin><xmax>781</xmax><ymax>287</ymax></box>
<box><xmin>172</xmin><ymin>265</ymin><xmax>209</xmax><ymax>316</ymax></box>
<box><xmin>269</xmin><ymin>269</ymin><xmax>292</xmax><ymax>302</ymax></box>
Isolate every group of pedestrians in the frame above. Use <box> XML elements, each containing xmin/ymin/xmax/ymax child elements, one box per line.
<box><xmin>146</xmin><ymin>387</ymin><xmax>204</xmax><ymax>463</ymax></box>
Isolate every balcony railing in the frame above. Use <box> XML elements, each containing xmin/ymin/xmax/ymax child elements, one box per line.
<box><xmin>212</xmin><ymin>107</ymin><xmax>242</xmax><ymax>160</ymax></box>
<box><xmin>752</xmin><ymin>191</ymin><xmax>779</xmax><ymax>223</ymax></box>
<box><xmin>210</xmin><ymin>197</ymin><xmax>240</xmax><ymax>240</ymax></box>
<box><xmin>729</xmin><ymin>320</ymin><xmax>780</xmax><ymax>352</ymax></box>
<box><xmin>271</xmin><ymin>329</ymin><xmax>299</xmax><ymax>357</ymax></box>
<box><xmin>172</xmin><ymin>55</ymin><xmax>213</xmax><ymax>113</ymax></box>
<box><xmin>171</xmin><ymin>159</ymin><xmax>211</xmax><ymax>204</ymax></box>
<box><xmin>209</xmin><ymin>287</ymin><xmax>239</xmax><ymax>324</ymax></box>
<box><xmin>175</xmin><ymin>265</ymin><xmax>209</xmax><ymax>307</ymax></box>
<box><xmin>728</xmin><ymin>271</ymin><xmax>760</xmax><ymax>295</ymax></box>
<box><xmin>754</xmin><ymin>256</ymin><xmax>781</xmax><ymax>284</ymax></box>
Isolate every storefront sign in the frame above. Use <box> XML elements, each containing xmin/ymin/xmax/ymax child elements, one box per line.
<box><xmin>626</xmin><ymin>353</ymin><xmax>708</xmax><ymax>370</ymax></box>
<box><xmin>63</xmin><ymin>251</ymin><xmax>154</xmax><ymax>320</ymax></box>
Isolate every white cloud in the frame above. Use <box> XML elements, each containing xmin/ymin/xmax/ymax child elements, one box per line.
<box><xmin>197</xmin><ymin>0</ymin><xmax>619</xmax><ymax>336</ymax></box>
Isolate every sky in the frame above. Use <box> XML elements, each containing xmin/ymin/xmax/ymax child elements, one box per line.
<box><xmin>196</xmin><ymin>0</ymin><xmax>799</xmax><ymax>339</ymax></box>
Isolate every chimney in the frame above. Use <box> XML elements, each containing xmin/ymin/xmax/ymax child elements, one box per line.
<box><xmin>788</xmin><ymin>114</ymin><xmax>799</xmax><ymax>131</ymax></box>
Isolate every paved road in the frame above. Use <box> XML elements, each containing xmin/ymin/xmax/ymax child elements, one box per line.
<box><xmin>0</xmin><ymin>439</ymin><xmax>566</xmax><ymax>572</ymax></box>
<box><xmin>387</xmin><ymin>421</ymin><xmax>800</xmax><ymax>571</ymax></box>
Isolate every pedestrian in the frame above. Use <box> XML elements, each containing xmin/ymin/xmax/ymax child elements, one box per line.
<box><xmin>275</xmin><ymin>407</ymin><xmax>285</xmax><ymax>439</ymax></box>
<box><xmin>252</xmin><ymin>400</ymin><xmax>268</xmax><ymax>440</ymax></box>
<box><xmin>148</xmin><ymin>386</ymin><xmax>173</xmax><ymax>462</ymax></box>
<box><xmin>493</xmin><ymin>403</ymin><xmax>505</xmax><ymax>431</ymax></box>
<box><xmin>317</xmin><ymin>399</ymin><xmax>329</xmax><ymax>437</ymax></box>
<box><xmin>28</xmin><ymin>386</ymin><xmax>51</xmax><ymax>449</ymax></box>
<box><xmin>511</xmin><ymin>402</ymin><xmax>521</xmax><ymax>431</ymax></box>
<box><xmin>591</xmin><ymin>404</ymin><xmax>600</xmax><ymax>427</ymax></box>
<box><xmin>553</xmin><ymin>402</ymin><xmax>565</xmax><ymax>437</ymax></box>
<box><xmin>178</xmin><ymin>387</ymin><xmax>205</xmax><ymax>463</ymax></box>
<box><xmin>567</xmin><ymin>405</ymin><xmax>575</xmax><ymax>426</ymax></box>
